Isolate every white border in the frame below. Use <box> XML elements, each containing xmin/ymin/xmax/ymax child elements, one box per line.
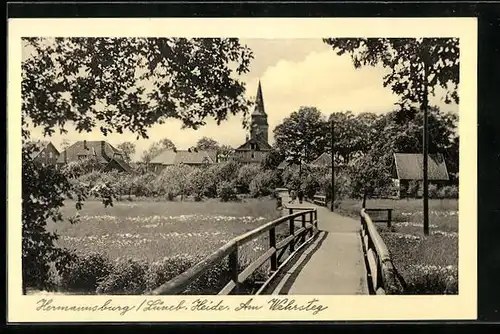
<box><xmin>7</xmin><ymin>17</ymin><xmax>477</xmax><ymax>322</ymax></box>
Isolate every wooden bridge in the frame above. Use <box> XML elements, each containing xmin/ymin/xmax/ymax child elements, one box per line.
<box><xmin>149</xmin><ymin>189</ymin><xmax>398</xmax><ymax>296</ymax></box>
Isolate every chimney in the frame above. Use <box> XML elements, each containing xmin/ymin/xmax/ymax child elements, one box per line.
<box><xmin>101</xmin><ymin>141</ymin><xmax>109</xmax><ymax>160</ymax></box>
<box><xmin>83</xmin><ymin>140</ymin><xmax>88</xmax><ymax>150</ymax></box>
<box><xmin>64</xmin><ymin>150</ymin><xmax>67</xmax><ymax>164</ymax></box>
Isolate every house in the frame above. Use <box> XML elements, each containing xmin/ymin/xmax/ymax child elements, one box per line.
<box><xmin>392</xmin><ymin>153</ymin><xmax>450</xmax><ymax>198</ymax></box>
<box><xmin>149</xmin><ymin>148</ymin><xmax>216</xmax><ymax>173</ymax></box>
<box><xmin>309</xmin><ymin>152</ymin><xmax>347</xmax><ymax>171</ymax></box>
<box><xmin>25</xmin><ymin>140</ymin><xmax>60</xmax><ymax>166</ymax></box>
<box><xmin>56</xmin><ymin>140</ymin><xmax>134</xmax><ymax>173</ymax></box>
<box><xmin>233</xmin><ymin>81</ymin><xmax>272</xmax><ymax>164</ymax></box>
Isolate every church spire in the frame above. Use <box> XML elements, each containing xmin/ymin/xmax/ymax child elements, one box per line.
<box><xmin>252</xmin><ymin>80</ymin><xmax>266</xmax><ymax>116</ymax></box>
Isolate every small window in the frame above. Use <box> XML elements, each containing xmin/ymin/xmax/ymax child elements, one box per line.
<box><xmin>251</xmin><ymin>152</ymin><xmax>255</xmax><ymax>159</ymax></box>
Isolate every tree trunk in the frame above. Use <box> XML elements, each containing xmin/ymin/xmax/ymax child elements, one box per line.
<box><xmin>362</xmin><ymin>192</ymin><xmax>367</xmax><ymax>209</ymax></box>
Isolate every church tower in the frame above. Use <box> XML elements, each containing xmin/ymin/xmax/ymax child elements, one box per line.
<box><xmin>250</xmin><ymin>81</ymin><xmax>269</xmax><ymax>144</ymax></box>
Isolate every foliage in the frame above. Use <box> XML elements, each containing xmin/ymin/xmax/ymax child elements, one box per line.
<box><xmin>437</xmin><ymin>185</ymin><xmax>458</xmax><ymax>199</ymax></box>
<box><xmin>156</xmin><ymin>164</ymin><xmax>194</xmax><ymax>200</ymax></box>
<box><xmin>273</xmin><ymin>106</ymin><xmax>329</xmax><ymax>165</ymax></box>
<box><xmin>23</xmin><ymin>37</ymin><xmax>254</xmax><ymax>138</ymax></box>
<box><xmin>249</xmin><ymin>170</ymin><xmax>279</xmax><ymax>198</ymax></box>
<box><xmin>116</xmin><ymin>142</ymin><xmax>136</xmax><ymax>163</ymax></box>
<box><xmin>323</xmin><ymin>38</ymin><xmax>459</xmax><ymax>108</ymax></box>
<box><xmin>188</xmin><ymin>168</ymin><xmax>211</xmax><ymax>201</ymax></box>
<box><xmin>22</xmin><ymin>147</ymin><xmax>76</xmax><ymax>292</ymax></box>
<box><xmin>196</xmin><ymin>137</ymin><xmax>219</xmax><ymax>152</ymax></box>
<box><xmin>349</xmin><ymin>153</ymin><xmax>392</xmax><ymax>199</ymax></box>
<box><xmin>327</xmin><ymin>111</ymin><xmax>380</xmax><ymax>164</ymax></box>
<box><xmin>260</xmin><ymin>148</ymin><xmax>285</xmax><ymax>170</ymax></box>
<box><xmin>62</xmin><ymin>156</ymin><xmax>102</xmax><ymax>178</ymax></box>
<box><xmin>59</xmin><ymin>251</ymin><xmax>112</xmax><ymax>292</ymax></box>
<box><xmin>217</xmin><ymin>144</ymin><xmax>235</xmax><ymax>162</ymax></box>
<box><xmin>236</xmin><ymin>164</ymin><xmax>261</xmax><ymax>194</ymax></box>
<box><xmin>96</xmin><ymin>258</ymin><xmax>149</xmax><ymax>295</ymax></box>
<box><xmin>140</xmin><ymin>138</ymin><xmax>176</xmax><ymax>163</ymax></box>
<box><xmin>217</xmin><ymin>181</ymin><xmax>238</xmax><ymax>202</ymax></box>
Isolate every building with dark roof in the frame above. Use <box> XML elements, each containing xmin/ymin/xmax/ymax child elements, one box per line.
<box><xmin>24</xmin><ymin>140</ymin><xmax>60</xmax><ymax>166</ymax></box>
<box><xmin>56</xmin><ymin>140</ymin><xmax>134</xmax><ymax>173</ymax></box>
<box><xmin>149</xmin><ymin>148</ymin><xmax>215</xmax><ymax>173</ymax></box>
<box><xmin>391</xmin><ymin>153</ymin><xmax>450</xmax><ymax>198</ymax></box>
<box><xmin>233</xmin><ymin>81</ymin><xmax>272</xmax><ymax>164</ymax></box>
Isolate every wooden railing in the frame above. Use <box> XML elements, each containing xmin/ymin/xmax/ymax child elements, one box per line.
<box><xmin>313</xmin><ymin>194</ymin><xmax>327</xmax><ymax>206</ymax></box>
<box><xmin>360</xmin><ymin>209</ymin><xmax>401</xmax><ymax>295</ymax></box>
<box><xmin>149</xmin><ymin>207</ymin><xmax>319</xmax><ymax>295</ymax></box>
<box><xmin>364</xmin><ymin>208</ymin><xmax>393</xmax><ymax>228</ymax></box>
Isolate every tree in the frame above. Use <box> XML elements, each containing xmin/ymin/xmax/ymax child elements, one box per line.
<box><xmin>323</xmin><ymin>38</ymin><xmax>459</xmax><ymax>235</ymax></box>
<box><xmin>217</xmin><ymin>144</ymin><xmax>235</xmax><ymax>162</ymax></box>
<box><xmin>196</xmin><ymin>137</ymin><xmax>220</xmax><ymax>151</ymax></box>
<box><xmin>140</xmin><ymin>138</ymin><xmax>176</xmax><ymax>163</ymax></box>
<box><xmin>273</xmin><ymin>106</ymin><xmax>329</xmax><ymax>165</ymax></box>
<box><xmin>260</xmin><ymin>148</ymin><xmax>285</xmax><ymax>170</ymax></box>
<box><xmin>22</xmin><ymin>37</ymin><xmax>254</xmax><ymax>291</ymax></box>
<box><xmin>327</xmin><ymin>111</ymin><xmax>380</xmax><ymax>164</ymax></box>
<box><xmin>116</xmin><ymin>142</ymin><xmax>136</xmax><ymax>163</ymax></box>
<box><xmin>23</xmin><ymin>37</ymin><xmax>254</xmax><ymax>138</ymax></box>
<box><xmin>60</xmin><ymin>139</ymin><xmax>71</xmax><ymax>150</ymax></box>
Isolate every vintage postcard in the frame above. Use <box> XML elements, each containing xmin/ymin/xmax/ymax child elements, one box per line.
<box><xmin>8</xmin><ymin>17</ymin><xmax>477</xmax><ymax>322</ymax></box>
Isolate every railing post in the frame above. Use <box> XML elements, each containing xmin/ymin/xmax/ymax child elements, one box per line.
<box><xmin>269</xmin><ymin>227</ymin><xmax>278</xmax><ymax>271</ymax></box>
<box><xmin>229</xmin><ymin>246</ymin><xmax>239</xmax><ymax>294</ymax></box>
<box><xmin>309</xmin><ymin>211</ymin><xmax>314</xmax><ymax>237</ymax></box>
<box><xmin>301</xmin><ymin>214</ymin><xmax>306</xmax><ymax>244</ymax></box>
<box><xmin>289</xmin><ymin>214</ymin><xmax>295</xmax><ymax>253</ymax></box>
<box><xmin>314</xmin><ymin>210</ymin><xmax>318</xmax><ymax>230</ymax></box>
<box><xmin>387</xmin><ymin>209</ymin><xmax>392</xmax><ymax>228</ymax></box>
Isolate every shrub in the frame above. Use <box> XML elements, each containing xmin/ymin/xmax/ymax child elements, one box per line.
<box><xmin>96</xmin><ymin>258</ymin><xmax>148</xmax><ymax>295</ymax></box>
<box><xmin>250</xmin><ymin>170</ymin><xmax>279</xmax><ymax>198</ymax></box>
<box><xmin>407</xmin><ymin>180</ymin><xmax>421</xmax><ymax>198</ymax></box>
<box><xmin>403</xmin><ymin>264</ymin><xmax>458</xmax><ymax>294</ymax></box>
<box><xmin>59</xmin><ymin>251</ymin><xmax>112</xmax><ymax>293</ymax></box>
<box><xmin>144</xmin><ymin>255</ymin><xmax>197</xmax><ymax>292</ymax></box>
<box><xmin>428</xmin><ymin>184</ymin><xmax>438</xmax><ymax>199</ymax></box>
<box><xmin>217</xmin><ymin>181</ymin><xmax>238</xmax><ymax>202</ymax></box>
<box><xmin>437</xmin><ymin>185</ymin><xmax>459</xmax><ymax>199</ymax></box>
<box><xmin>236</xmin><ymin>164</ymin><xmax>261</xmax><ymax>194</ymax></box>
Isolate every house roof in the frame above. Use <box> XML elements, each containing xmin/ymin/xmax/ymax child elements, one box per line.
<box><xmin>393</xmin><ymin>153</ymin><xmax>449</xmax><ymax>181</ymax></box>
<box><xmin>25</xmin><ymin>140</ymin><xmax>52</xmax><ymax>159</ymax></box>
<box><xmin>150</xmin><ymin>149</ymin><xmax>214</xmax><ymax>165</ymax></box>
<box><xmin>105</xmin><ymin>157</ymin><xmax>135</xmax><ymax>174</ymax></box>
<box><xmin>235</xmin><ymin>137</ymin><xmax>272</xmax><ymax>151</ymax></box>
<box><xmin>56</xmin><ymin>140</ymin><xmax>122</xmax><ymax>164</ymax></box>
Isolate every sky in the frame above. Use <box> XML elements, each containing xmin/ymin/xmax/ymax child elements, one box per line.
<box><xmin>25</xmin><ymin>38</ymin><xmax>458</xmax><ymax>162</ymax></box>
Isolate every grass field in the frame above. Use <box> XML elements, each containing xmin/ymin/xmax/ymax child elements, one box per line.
<box><xmin>48</xmin><ymin>198</ymin><xmax>283</xmax><ymax>262</ymax></box>
<box><xmin>335</xmin><ymin>198</ymin><xmax>458</xmax><ymax>294</ymax></box>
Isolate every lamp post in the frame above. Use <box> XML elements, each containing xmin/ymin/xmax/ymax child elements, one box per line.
<box><xmin>330</xmin><ymin>119</ymin><xmax>335</xmax><ymax>212</ymax></box>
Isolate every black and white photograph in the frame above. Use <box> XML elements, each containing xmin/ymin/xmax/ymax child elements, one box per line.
<box><xmin>8</xmin><ymin>17</ymin><xmax>477</xmax><ymax>322</ymax></box>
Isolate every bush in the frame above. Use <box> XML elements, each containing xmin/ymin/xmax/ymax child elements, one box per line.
<box><xmin>59</xmin><ymin>251</ymin><xmax>112</xmax><ymax>293</ymax></box>
<box><xmin>428</xmin><ymin>184</ymin><xmax>438</xmax><ymax>199</ymax></box>
<box><xmin>250</xmin><ymin>170</ymin><xmax>279</xmax><ymax>198</ymax></box>
<box><xmin>236</xmin><ymin>164</ymin><xmax>261</xmax><ymax>194</ymax></box>
<box><xmin>217</xmin><ymin>181</ymin><xmax>238</xmax><ymax>202</ymax></box>
<box><xmin>144</xmin><ymin>255</ymin><xmax>196</xmax><ymax>292</ymax></box>
<box><xmin>437</xmin><ymin>185</ymin><xmax>458</xmax><ymax>199</ymax></box>
<box><xmin>96</xmin><ymin>258</ymin><xmax>148</xmax><ymax>295</ymax></box>
<box><xmin>403</xmin><ymin>264</ymin><xmax>458</xmax><ymax>294</ymax></box>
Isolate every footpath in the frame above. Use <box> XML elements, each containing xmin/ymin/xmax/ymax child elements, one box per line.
<box><xmin>272</xmin><ymin>194</ymin><xmax>368</xmax><ymax>295</ymax></box>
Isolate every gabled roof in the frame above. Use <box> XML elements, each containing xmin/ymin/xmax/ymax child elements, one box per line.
<box><xmin>150</xmin><ymin>149</ymin><xmax>214</xmax><ymax>165</ymax></box>
<box><xmin>56</xmin><ymin>140</ymin><xmax>122</xmax><ymax>164</ymax></box>
<box><xmin>25</xmin><ymin>140</ymin><xmax>55</xmax><ymax>159</ymax></box>
<box><xmin>105</xmin><ymin>157</ymin><xmax>135</xmax><ymax>174</ymax></box>
<box><xmin>235</xmin><ymin>137</ymin><xmax>272</xmax><ymax>151</ymax></box>
<box><xmin>393</xmin><ymin>153</ymin><xmax>449</xmax><ymax>181</ymax></box>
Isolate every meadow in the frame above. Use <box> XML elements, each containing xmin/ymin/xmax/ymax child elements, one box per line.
<box><xmin>41</xmin><ymin>197</ymin><xmax>285</xmax><ymax>295</ymax></box>
<box><xmin>334</xmin><ymin>198</ymin><xmax>459</xmax><ymax>294</ymax></box>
